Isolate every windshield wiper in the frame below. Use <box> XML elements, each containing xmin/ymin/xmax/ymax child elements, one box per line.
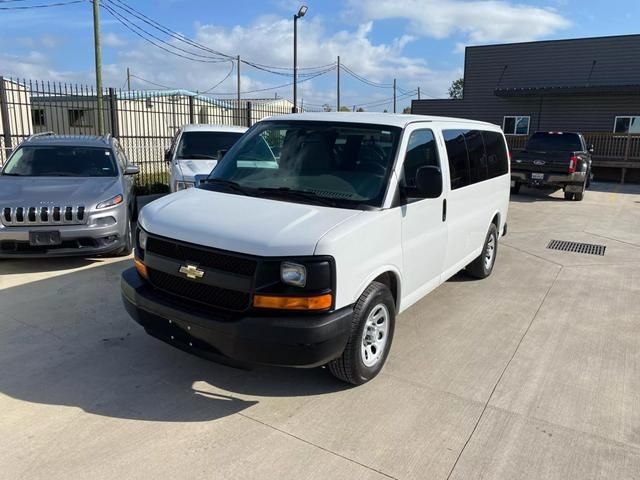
<box><xmin>199</xmin><ymin>178</ymin><xmax>252</xmax><ymax>196</ymax></box>
<box><xmin>177</xmin><ymin>153</ymin><xmax>218</xmax><ymax>160</ymax></box>
<box><xmin>257</xmin><ymin>187</ymin><xmax>338</xmax><ymax>207</ymax></box>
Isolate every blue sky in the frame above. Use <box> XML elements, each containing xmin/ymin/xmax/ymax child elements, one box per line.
<box><xmin>1</xmin><ymin>0</ymin><xmax>639</xmax><ymax>111</ymax></box>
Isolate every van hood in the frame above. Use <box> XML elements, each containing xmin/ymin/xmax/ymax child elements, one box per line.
<box><xmin>139</xmin><ymin>188</ymin><xmax>362</xmax><ymax>256</ymax></box>
<box><xmin>0</xmin><ymin>176</ymin><xmax>121</xmax><ymax>207</ymax></box>
<box><xmin>176</xmin><ymin>159</ymin><xmax>218</xmax><ymax>180</ymax></box>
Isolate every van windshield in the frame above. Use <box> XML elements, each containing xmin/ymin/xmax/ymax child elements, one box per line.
<box><xmin>206</xmin><ymin>121</ymin><xmax>401</xmax><ymax>208</ymax></box>
<box><xmin>176</xmin><ymin>131</ymin><xmax>244</xmax><ymax>160</ymax></box>
<box><xmin>1</xmin><ymin>146</ymin><xmax>117</xmax><ymax>177</ymax></box>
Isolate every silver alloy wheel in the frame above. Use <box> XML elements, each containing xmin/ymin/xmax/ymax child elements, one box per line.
<box><xmin>484</xmin><ymin>234</ymin><xmax>496</xmax><ymax>270</ymax></box>
<box><xmin>361</xmin><ymin>303</ymin><xmax>390</xmax><ymax>367</ymax></box>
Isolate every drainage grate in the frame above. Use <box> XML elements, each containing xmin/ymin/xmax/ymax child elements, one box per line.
<box><xmin>546</xmin><ymin>240</ymin><xmax>606</xmax><ymax>256</ymax></box>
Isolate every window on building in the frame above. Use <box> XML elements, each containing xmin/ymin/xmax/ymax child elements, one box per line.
<box><xmin>31</xmin><ymin>109</ymin><xmax>45</xmax><ymax>127</ymax></box>
<box><xmin>68</xmin><ymin>109</ymin><xmax>93</xmax><ymax>128</ymax></box>
<box><xmin>443</xmin><ymin>129</ymin><xmax>470</xmax><ymax>190</ymax></box>
<box><xmin>503</xmin><ymin>116</ymin><xmax>530</xmax><ymax>135</ymax></box>
<box><xmin>614</xmin><ymin>116</ymin><xmax>640</xmax><ymax>134</ymax></box>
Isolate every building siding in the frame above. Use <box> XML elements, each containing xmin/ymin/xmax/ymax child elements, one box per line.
<box><xmin>412</xmin><ymin>34</ymin><xmax>640</xmax><ymax>133</ymax></box>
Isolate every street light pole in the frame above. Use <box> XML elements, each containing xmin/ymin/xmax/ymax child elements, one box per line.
<box><xmin>292</xmin><ymin>5</ymin><xmax>307</xmax><ymax>113</ymax></box>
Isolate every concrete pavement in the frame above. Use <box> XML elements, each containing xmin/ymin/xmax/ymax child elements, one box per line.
<box><xmin>1</xmin><ymin>182</ymin><xmax>639</xmax><ymax>479</ymax></box>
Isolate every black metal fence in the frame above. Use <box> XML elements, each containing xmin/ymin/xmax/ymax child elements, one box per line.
<box><xmin>0</xmin><ymin>76</ymin><xmax>318</xmax><ymax>187</ymax></box>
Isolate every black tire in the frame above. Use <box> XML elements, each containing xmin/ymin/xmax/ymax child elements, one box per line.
<box><xmin>113</xmin><ymin>220</ymin><xmax>133</xmax><ymax>256</ymax></box>
<box><xmin>564</xmin><ymin>192</ymin><xmax>574</xmax><ymax>200</ymax></box>
<box><xmin>328</xmin><ymin>281</ymin><xmax>395</xmax><ymax>385</ymax></box>
<box><xmin>466</xmin><ymin>223</ymin><xmax>498</xmax><ymax>279</ymax></box>
<box><xmin>510</xmin><ymin>182</ymin><xmax>521</xmax><ymax>195</ymax></box>
<box><xmin>574</xmin><ymin>191</ymin><xmax>584</xmax><ymax>201</ymax></box>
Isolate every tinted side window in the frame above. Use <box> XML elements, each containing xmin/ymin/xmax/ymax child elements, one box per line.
<box><xmin>483</xmin><ymin>131</ymin><xmax>509</xmax><ymax>178</ymax></box>
<box><xmin>403</xmin><ymin>129</ymin><xmax>440</xmax><ymax>188</ymax></box>
<box><xmin>464</xmin><ymin>130</ymin><xmax>487</xmax><ymax>184</ymax></box>
<box><xmin>443</xmin><ymin>129</ymin><xmax>470</xmax><ymax>190</ymax></box>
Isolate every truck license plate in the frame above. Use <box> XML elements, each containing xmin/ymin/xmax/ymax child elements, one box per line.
<box><xmin>29</xmin><ymin>231</ymin><xmax>61</xmax><ymax>246</ymax></box>
<box><xmin>531</xmin><ymin>173</ymin><xmax>544</xmax><ymax>180</ymax></box>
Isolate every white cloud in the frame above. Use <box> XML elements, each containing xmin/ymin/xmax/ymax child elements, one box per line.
<box><xmin>349</xmin><ymin>0</ymin><xmax>570</xmax><ymax>44</ymax></box>
<box><xmin>102</xmin><ymin>32</ymin><xmax>127</xmax><ymax>48</ymax></box>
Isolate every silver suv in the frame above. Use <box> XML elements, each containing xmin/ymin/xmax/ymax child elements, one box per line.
<box><xmin>0</xmin><ymin>133</ymin><xmax>139</xmax><ymax>257</ymax></box>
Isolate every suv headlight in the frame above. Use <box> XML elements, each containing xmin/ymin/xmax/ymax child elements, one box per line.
<box><xmin>96</xmin><ymin>194</ymin><xmax>123</xmax><ymax>209</ymax></box>
<box><xmin>281</xmin><ymin>262</ymin><xmax>307</xmax><ymax>287</ymax></box>
<box><xmin>175</xmin><ymin>181</ymin><xmax>195</xmax><ymax>191</ymax></box>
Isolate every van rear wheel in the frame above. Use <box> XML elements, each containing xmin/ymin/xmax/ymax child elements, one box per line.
<box><xmin>327</xmin><ymin>281</ymin><xmax>395</xmax><ymax>385</ymax></box>
<box><xmin>466</xmin><ymin>224</ymin><xmax>498</xmax><ymax>279</ymax></box>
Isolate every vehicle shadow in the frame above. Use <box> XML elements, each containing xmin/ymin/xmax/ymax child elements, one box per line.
<box><xmin>510</xmin><ymin>187</ymin><xmax>565</xmax><ymax>203</ymax></box>
<box><xmin>0</xmin><ymin>260</ymin><xmax>349</xmax><ymax>423</ymax></box>
<box><xmin>0</xmin><ymin>256</ymin><xmax>100</xmax><ymax>274</ymax></box>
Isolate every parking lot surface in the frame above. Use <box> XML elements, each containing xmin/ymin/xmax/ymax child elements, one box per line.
<box><xmin>1</xmin><ymin>183</ymin><xmax>639</xmax><ymax>480</ymax></box>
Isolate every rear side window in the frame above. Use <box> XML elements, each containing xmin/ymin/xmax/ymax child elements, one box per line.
<box><xmin>483</xmin><ymin>131</ymin><xmax>509</xmax><ymax>178</ymax></box>
<box><xmin>464</xmin><ymin>130</ymin><xmax>488</xmax><ymax>184</ymax></box>
<box><xmin>443</xmin><ymin>130</ymin><xmax>469</xmax><ymax>190</ymax></box>
<box><xmin>403</xmin><ymin>129</ymin><xmax>440</xmax><ymax>188</ymax></box>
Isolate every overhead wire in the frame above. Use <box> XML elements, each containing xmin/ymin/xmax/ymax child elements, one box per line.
<box><xmin>0</xmin><ymin>0</ymin><xmax>82</xmax><ymax>9</ymax></box>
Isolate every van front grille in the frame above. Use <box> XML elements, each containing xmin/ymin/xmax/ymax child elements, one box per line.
<box><xmin>147</xmin><ymin>268</ymin><xmax>251</xmax><ymax>312</ymax></box>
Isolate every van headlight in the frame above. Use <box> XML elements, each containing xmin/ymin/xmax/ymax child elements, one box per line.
<box><xmin>281</xmin><ymin>262</ymin><xmax>306</xmax><ymax>287</ymax></box>
<box><xmin>138</xmin><ymin>229</ymin><xmax>148</xmax><ymax>250</ymax></box>
<box><xmin>96</xmin><ymin>194</ymin><xmax>123</xmax><ymax>209</ymax></box>
<box><xmin>175</xmin><ymin>181</ymin><xmax>195</xmax><ymax>191</ymax></box>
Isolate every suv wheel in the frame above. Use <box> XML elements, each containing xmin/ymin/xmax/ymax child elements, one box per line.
<box><xmin>328</xmin><ymin>281</ymin><xmax>395</xmax><ymax>385</ymax></box>
<box><xmin>510</xmin><ymin>182</ymin><xmax>521</xmax><ymax>195</ymax></box>
<box><xmin>564</xmin><ymin>192</ymin><xmax>574</xmax><ymax>200</ymax></box>
<box><xmin>113</xmin><ymin>220</ymin><xmax>133</xmax><ymax>256</ymax></box>
<box><xmin>466</xmin><ymin>224</ymin><xmax>498</xmax><ymax>279</ymax></box>
<box><xmin>574</xmin><ymin>191</ymin><xmax>584</xmax><ymax>201</ymax></box>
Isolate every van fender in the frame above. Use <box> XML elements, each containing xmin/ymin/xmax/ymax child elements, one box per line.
<box><xmin>352</xmin><ymin>265</ymin><xmax>403</xmax><ymax>312</ymax></box>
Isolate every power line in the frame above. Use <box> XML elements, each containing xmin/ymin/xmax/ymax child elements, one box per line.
<box><xmin>128</xmin><ymin>74</ymin><xmax>175</xmax><ymax>90</ymax></box>
<box><xmin>0</xmin><ymin>0</ymin><xmax>83</xmax><ymax>9</ymax></box>
<box><xmin>340</xmin><ymin>64</ymin><xmax>394</xmax><ymax>88</ymax></box>
<box><xmin>100</xmin><ymin>3</ymin><xmax>229</xmax><ymax>64</ymax></box>
<box><xmin>201</xmin><ymin>60</ymin><xmax>235</xmax><ymax>93</ymax></box>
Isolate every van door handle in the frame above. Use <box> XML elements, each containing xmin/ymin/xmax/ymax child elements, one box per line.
<box><xmin>442</xmin><ymin>199</ymin><xmax>447</xmax><ymax>222</ymax></box>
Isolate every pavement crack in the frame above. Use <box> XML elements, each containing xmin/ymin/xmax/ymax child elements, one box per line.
<box><xmin>501</xmin><ymin>243</ymin><xmax>564</xmax><ymax>267</ymax></box>
<box><xmin>445</xmin><ymin>266</ymin><xmax>564</xmax><ymax>480</ymax></box>
<box><xmin>237</xmin><ymin>412</ymin><xmax>399</xmax><ymax>480</ymax></box>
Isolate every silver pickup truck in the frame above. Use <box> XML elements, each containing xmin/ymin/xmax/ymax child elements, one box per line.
<box><xmin>0</xmin><ymin>133</ymin><xmax>139</xmax><ymax>257</ymax></box>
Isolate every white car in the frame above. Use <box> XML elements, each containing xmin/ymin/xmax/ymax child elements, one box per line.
<box><xmin>123</xmin><ymin>113</ymin><xmax>510</xmax><ymax>385</ymax></box>
<box><xmin>166</xmin><ymin>124</ymin><xmax>247</xmax><ymax>192</ymax></box>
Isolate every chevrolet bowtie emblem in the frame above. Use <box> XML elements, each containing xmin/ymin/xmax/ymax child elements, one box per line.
<box><xmin>179</xmin><ymin>264</ymin><xmax>205</xmax><ymax>279</ymax></box>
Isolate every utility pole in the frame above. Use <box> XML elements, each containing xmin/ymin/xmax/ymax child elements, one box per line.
<box><xmin>92</xmin><ymin>0</ymin><xmax>104</xmax><ymax>134</ymax></box>
<box><xmin>236</xmin><ymin>55</ymin><xmax>241</xmax><ymax>105</ymax></box>
<box><xmin>127</xmin><ymin>67</ymin><xmax>131</xmax><ymax>91</ymax></box>
<box><xmin>393</xmin><ymin>78</ymin><xmax>396</xmax><ymax>113</ymax></box>
<box><xmin>336</xmin><ymin>55</ymin><xmax>340</xmax><ymax>111</ymax></box>
<box><xmin>417</xmin><ymin>86</ymin><xmax>421</xmax><ymax>100</ymax></box>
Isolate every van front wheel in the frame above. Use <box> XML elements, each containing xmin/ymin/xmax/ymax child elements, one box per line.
<box><xmin>328</xmin><ymin>281</ymin><xmax>395</xmax><ymax>385</ymax></box>
<box><xmin>466</xmin><ymin>224</ymin><xmax>498</xmax><ymax>279</ymax></box>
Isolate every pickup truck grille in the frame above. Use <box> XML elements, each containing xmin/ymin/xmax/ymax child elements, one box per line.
<box><xmin>147</xmin><ymin>267</ymin><xmax>251</xmax><ymax>312</ymax></box>
<box><xmin>1</xmin><ymin>205</ymin><xmax>87</xmax><ymax>226</ymax></box>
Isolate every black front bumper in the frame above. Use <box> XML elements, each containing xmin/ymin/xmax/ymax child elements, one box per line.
<box><xmin>121</xmin><ymin>267</ymin><xmax>353</xmax><ymax>368</ymax></box>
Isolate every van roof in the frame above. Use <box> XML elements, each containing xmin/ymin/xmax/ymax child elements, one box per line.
<box><xmin>264</xmin><ymin>112</ymin><xmax>498</xmax><ymax>129</ymax></box>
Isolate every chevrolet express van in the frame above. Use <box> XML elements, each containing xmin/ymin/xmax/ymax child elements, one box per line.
<box><xmin>166</xmin><ymin>124</ymin><xmax>247</xmax><ymax>192</ymax></box>
<box><xmin>122</xmin><ymin>113</ymin><xmax>510</xmax><ymax>385</ymax></box>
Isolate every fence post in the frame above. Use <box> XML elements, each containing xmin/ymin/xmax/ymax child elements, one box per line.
<box><xmin>246</xmin><ymin>101</ymin><xmax>252</xmax><ymax>128</ymax></box>
<box><xmin>108</xmin><ymin>87</ymin><xmax>119</xmax><ymax>138</ymax></box>
<box><xmin>189</xmin><ymin>96</ymin><xmax>195</xmax><ymax>124</ymax></box>
<box><xmin>0</xmin><ymin>77</ymin><xmax>13</xmax><ymax>158</ymax></box>
<box><xmin>621</xmin><ymin>131</ymin><xmax>632</xmax><ymax>184</ymax></box>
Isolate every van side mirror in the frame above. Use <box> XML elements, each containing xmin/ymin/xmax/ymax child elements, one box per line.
<box><xmin>587</xmin><ymin>144</ymin><xmax>594</xmax><ymax>154</ymax></box>
<box><xmin>124</xmin><ymin>165</ymin><xmax>140</xmax><ymax>175</ymax></box>
<box><xmin>217</xmin><ymin>149</ymin><xmax>228</xmax><ymax>159</ymax></box>
<box><xmin>414</xmin><ymin>166</ymin><xmax>442</xmax><ymax>198</ymax></box>
<box><xmin>164</xmin><ymin>148</ymin><xmax>171</xmax><ymax>163</ymax></box>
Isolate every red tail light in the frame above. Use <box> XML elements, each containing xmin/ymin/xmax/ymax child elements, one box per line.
<box><xmin>568</xmin><ymin>155</ymin><xmax>577</xmax><ymax>173</ymax></box>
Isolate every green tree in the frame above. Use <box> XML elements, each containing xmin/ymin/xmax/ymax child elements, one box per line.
<box><xmin>448</xmin><ymin>78</ymin><xmax>464</xmax><ymax>99</ymax></box>
<box><xmin>402</xmin><ymin>106</ymin><xmax>411</xmax><ymax>114</ymax></box>
<box><xmin>356</xmin><ymin>107</ymin><xmax>365</xmax><ymax>112</ymax></box>
<box><xmin>338</xmin><ymin>106</ymin><xmax>350</xmax><ymax>112</ymax></box>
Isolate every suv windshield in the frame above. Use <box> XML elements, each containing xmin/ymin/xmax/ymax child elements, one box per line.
<box><xmin>207</xmin><ymin>121</ymin><xmax>401</xmax><ymax>208</ymax></box>
<box><xmin>526</xmin><ymin>133</ymin><xmax>583</xmax><ymax>152</ymax></box>
<box><xmin>1</xmin><ymin>145</ymin><xmax>117</xmax><ymax>177</ymax></box>
<box><xmin>176</xmin><ymin>131</ymin><xmax>244</xmax><ymax>159</ymax></box>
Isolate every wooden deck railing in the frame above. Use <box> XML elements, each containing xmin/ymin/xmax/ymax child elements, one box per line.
<box><xmin>506</xmin><ymin>132</ymin><xmax>640</xmax><ymax>162</ymax></box>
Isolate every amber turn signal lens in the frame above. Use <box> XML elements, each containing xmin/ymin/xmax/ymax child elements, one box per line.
<box><xmin>134</xmin><ymin>257</ymin><xmax>148</xmax><ymax>279</ymax></box>
<box><xmin>253</xmin><ymin>293</ymin><xmax>332</xmax><ymax>311</ymax></box>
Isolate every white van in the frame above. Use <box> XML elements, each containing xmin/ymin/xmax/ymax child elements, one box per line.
<box><xmin>166</xmin><ymin>124</ymin><xmax>247</xmax><ymax>192</ymax></box>
<box><xmin>122</xmin><ymin>113</ymin><xmax>510</xmax><ymax>385</ymax></box>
